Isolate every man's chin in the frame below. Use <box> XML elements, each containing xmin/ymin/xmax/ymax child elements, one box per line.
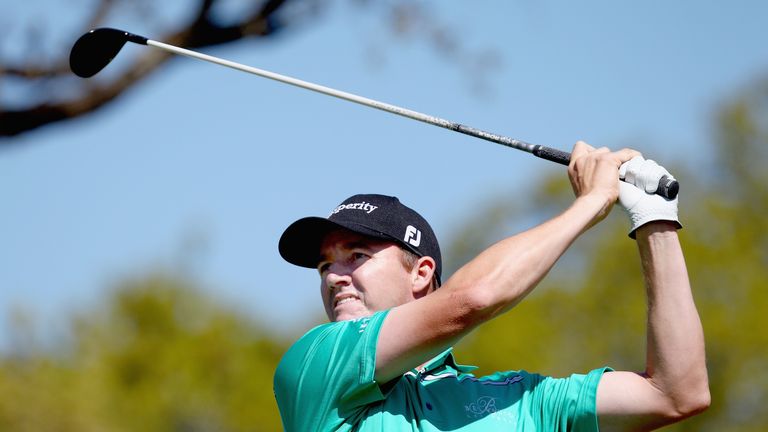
<box><xmin>331</xmin><ymin>301</ymin><xmax>367</xmax><ymax>322</ymax></box>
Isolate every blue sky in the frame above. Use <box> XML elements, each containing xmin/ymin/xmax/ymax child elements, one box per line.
<box><xmin>2</xmin><ymin>1</ymin><xmax>767</xmax><ymax>344</ymax></box>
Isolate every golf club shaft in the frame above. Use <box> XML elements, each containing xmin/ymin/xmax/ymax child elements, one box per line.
<box><xmin>146</xmin><ymin>39</ymin><xmax>570</xmax><ymax>164</ymax></box>
<box><xmin>89</xmin><ymin>30</ymin><xmax>677</xmax><ymax>198</ymax></box>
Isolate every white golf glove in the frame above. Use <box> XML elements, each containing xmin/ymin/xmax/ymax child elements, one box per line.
<box><xmin>618</xmin><ymin>156</ymin><xmax>682</xmax><ymax>238</ymax></box>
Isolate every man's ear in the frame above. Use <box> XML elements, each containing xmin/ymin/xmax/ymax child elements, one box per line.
<box><xmin>412</xmin><ymin>256</ymin><xmax>436</xmax><ymax>298</ymax></box>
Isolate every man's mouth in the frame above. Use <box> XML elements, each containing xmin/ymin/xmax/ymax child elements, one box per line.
<box><xmin>334</xmin><ymin>294</ymin><xmax>359</xmax><ymax>308</ymax></box>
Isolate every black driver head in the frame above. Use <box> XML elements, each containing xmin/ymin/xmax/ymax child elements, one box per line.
<box><xmin>70</xmin><ymin>28</ymin><xmax>147</xmax><ymax>78</ymax></box>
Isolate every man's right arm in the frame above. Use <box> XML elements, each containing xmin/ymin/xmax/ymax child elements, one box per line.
<box><xmin>375</xmin><ymin>143</ymin><xmax>638</xmax><ymax>383</ymax></box>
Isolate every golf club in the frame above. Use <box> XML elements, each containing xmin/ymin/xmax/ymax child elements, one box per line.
<box><xmin>70</xmin><ymin>27</ymin><xmax>679</xmax><ymax>199</ymax></box>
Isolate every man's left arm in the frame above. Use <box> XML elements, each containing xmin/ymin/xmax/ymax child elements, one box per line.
<box><xmin>596</xmin><ymin>203</ymin><xmax>710</xmax><ymax>428</ymax></box>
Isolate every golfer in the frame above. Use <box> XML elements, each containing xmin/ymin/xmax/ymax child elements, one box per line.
<box><xmin>273</xmin><ymin>142</ymin><xmax>709</xmax><ymax>431</ymax></box>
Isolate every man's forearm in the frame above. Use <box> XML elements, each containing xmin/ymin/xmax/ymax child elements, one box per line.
<box><xmin>637</xmin><ymin>222</ymin><xmax>710</xmax><ymax>416</ymax></box>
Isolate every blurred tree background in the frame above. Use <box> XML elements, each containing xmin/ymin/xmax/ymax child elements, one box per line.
<box><xmin>0</xmin><ymin>275</ymin><xmax>288</xmax><ymax>431</ymax></box>
<box><xmin>2</xmin><ymin>74</ymin><xmax>766</xmax><ymax>430</ymax></box>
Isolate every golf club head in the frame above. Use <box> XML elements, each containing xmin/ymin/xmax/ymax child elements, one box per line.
<box><xmin>70</xmin><ymin>28</ymin><xmax>147</xmax><ymax>78</ymax></box>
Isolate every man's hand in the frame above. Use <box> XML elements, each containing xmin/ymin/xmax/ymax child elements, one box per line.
<box><xmin>618</xmin><ymin>156</ymin><xmax>682</xmax><ymax>238</ymax></box>
<box><xmin>568</xmin><ymin>141</ymin><xmax>640</xmax><ymax>228</ymax></box>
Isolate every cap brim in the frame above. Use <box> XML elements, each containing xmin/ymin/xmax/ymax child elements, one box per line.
<box><xmin>278</xmin><ymin>217</ymin><xmax>394</xmax><ymax>269</ymax></box>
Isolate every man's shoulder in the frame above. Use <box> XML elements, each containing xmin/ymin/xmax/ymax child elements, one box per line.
<box><xmin>274</xmin><ymin>312</ymin><xmax>391</xmax><ymax>430</ymax></box>
<box><xmin>293</xmin><ymin>313</ymin><xmax>383</xmax><ymax>348</ymax></box>
<box><xmin>275</xmin><ymin>311</ymin><xmax>388</xmax><ymax>380</ymax></box>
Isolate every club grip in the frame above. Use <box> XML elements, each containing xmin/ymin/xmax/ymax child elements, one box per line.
<box><xmin>532</xmin><ymin>145</ymin><xmax>571</xmax><ymax>166</ymax></box>
<box><xmin>656</xmin><ymin>175</ymin><xmax>679</xmax><ymax>199</ymax></box>
<box><xmin>532</xmin><ymin>145</ymin><xmax>679</xmax><ymax>199</ymax></box>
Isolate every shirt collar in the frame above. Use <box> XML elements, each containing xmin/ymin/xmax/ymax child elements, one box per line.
<box><xmin>419</xmin><ymin>348</ymin><xmax>478</xmax><ymax>375</ymax></box>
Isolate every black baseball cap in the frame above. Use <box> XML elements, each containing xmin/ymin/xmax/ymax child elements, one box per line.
<box><xmin>279</xmin><ymin>194</ymin><xmax>442</xmax><ymax>285</ymax></box>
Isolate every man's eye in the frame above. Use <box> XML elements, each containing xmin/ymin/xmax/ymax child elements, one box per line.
<box><xmin>352</xmin><ymin>252</ymin><xmax>368</xmax><ymax>261</ymax></box>
<box><xmin>318</xmin><ymin>262</ymin><xmax>330</xmax><ymax>274</ymax></box>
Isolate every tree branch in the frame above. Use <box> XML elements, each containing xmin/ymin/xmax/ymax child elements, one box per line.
<box><xmin>0</xmin><ymin>0</ymin><xmax>293</xmax><ymax>140</ymax></box>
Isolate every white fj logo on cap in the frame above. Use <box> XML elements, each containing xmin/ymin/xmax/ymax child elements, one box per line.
<box><xmin>404</xmin><ymin>225</ymin><xmax>421</xmax><ymax>247</ymax></box>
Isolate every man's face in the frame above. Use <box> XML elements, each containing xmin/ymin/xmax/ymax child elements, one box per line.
<box><xmin>317</xmin><ymin>229</ymin><xmax>415</xmax><ymax>322</ymax></box>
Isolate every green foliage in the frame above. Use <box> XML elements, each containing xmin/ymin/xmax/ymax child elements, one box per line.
<box><xmin>0</xmin><ymin>274</ymin><xmax>287</xmax><ymax>431</ymax></box>
<box><xmin>452</xmin><ymin>76</ymin><xmax>768</xmax><ymax>430</ymax></box>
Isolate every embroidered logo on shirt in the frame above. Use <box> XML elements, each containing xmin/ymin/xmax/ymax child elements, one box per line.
<box><xmin>465</xmin><ymin>396</ymin><xmax>515</xmax><ymax>423</ymax></box>
<box><xmin>465</xmin><ymin>396</ymin><xmax>497</xmax><ymax>418</ymax></box>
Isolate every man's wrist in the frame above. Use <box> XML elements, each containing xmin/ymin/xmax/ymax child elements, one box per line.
<box><xmin>635</xmin><ymin>221</ymin><xmax>681</xmax><ymax>239</ymax></box>
<box><xmin>570</xmin><ymin>193</ymin><xmax>614</xmax><ymax>231</ymax></box>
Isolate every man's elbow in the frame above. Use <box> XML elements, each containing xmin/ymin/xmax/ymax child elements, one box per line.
<box><xmin>681</xmin><ymin>388</ymin><xmax>711</xmax><ymax>418</ymax></box>
<box><xmin>668</xmin><ymin>384</ymin><xmax>711</xmax><ymax>421</ymax></box>
<box><xmin>456</xmin><ymin>281</ymin><xmax>506</xmax><ymax>325</ymax></box>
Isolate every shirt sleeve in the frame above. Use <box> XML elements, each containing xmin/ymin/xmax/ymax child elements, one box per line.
<box><xmin>273</xmin><ymin>310</ymin><xmax>389</xmax><ymax>431</ymax></box>
<box><xmin>530</xmin><ymin>367</ymin><xmax>612</xmax><ymax>431</ymax></box>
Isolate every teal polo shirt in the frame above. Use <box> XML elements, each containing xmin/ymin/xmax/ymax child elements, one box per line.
<box><xmin>274</xmin><ymin>310</ymin><xmax>610</xmax><ymax>431</ymax></box>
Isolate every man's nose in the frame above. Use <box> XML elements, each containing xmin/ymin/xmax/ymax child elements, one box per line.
<box><xmin>325</xmin><ymin>264</ymin><xmax>352</xmax><ymax>289</ymax></box>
